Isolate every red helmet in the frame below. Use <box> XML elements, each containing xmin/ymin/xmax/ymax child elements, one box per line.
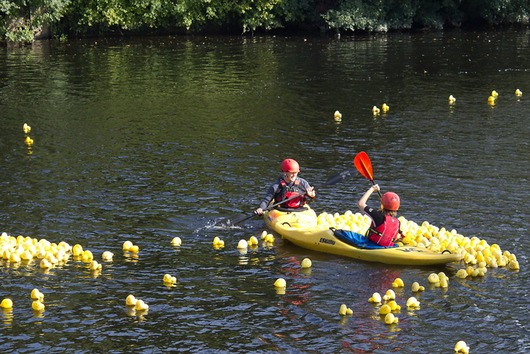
<box><xmin>281</xmin><ymin>159</ymin><xmax>300</xmax><ymax>173</ymax></box>
<box><xmin>381</xmin><ymin>192</ymin><xmax>400</xmax><ymax>211</ymax></box>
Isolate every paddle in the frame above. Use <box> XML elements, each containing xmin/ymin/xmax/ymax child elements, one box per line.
<box><xmin>215</xmin><ymin>168</ymin><xmax>358</xmax><ymax>227</ymax></box>
<box><xmin>354</xmin><ymin>151</ymin><xmax>383</xmax><ymax>198</ymax></box>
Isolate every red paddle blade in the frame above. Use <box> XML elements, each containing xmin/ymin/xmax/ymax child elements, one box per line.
<box><xmin>354</xmin><ymin>151</ymin><xmax>374</xmax><ymax>181</ymax></box>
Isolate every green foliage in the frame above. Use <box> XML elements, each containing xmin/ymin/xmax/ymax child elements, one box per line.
<box><xmin>0</xmin><ymin>0</ymin><xmax>529</xmax><ymax>42</ymax></box>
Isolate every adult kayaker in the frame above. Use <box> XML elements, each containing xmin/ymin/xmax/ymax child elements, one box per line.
<box><xmin>357</xmin><ymin>184</ymin><xmax>403</xmax><ymax>247</ymax></box>
<box><xmin>254</xmin><ymin>159</ymin><xmax>316</xmax><ymax>215</ymax></box>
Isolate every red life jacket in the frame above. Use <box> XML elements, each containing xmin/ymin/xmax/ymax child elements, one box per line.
<box><xmin>278</xmin><ymin>179</ymin><xmax>306</xmax><ymax>208</ymax></box>
<box><xmin>367</xmin><ymin>215</ymin><xmax>400</xmax><ymax>247</ymax></box>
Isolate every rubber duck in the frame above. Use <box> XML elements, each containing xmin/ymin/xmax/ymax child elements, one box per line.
<box><xmin>368</xmin><ymin>292</ymin><xmax>382</xmax><ymax>303</ymax></box>
<box><xmin>261</xmin><ymin>231</ymin><xmax>268</xmax><ymax>240</ymax></box>
<box><xmin>454</xmin><ymin>340</ymin><xmax>469</xmax><ymax>353</ymax></box>
<box><xmin>456</xmin><ymin>269</ymin><xmax>468</xmax><ymax>279</ymax></box>
<box><xmin>392</xmin><ymin>278</ymin><xmax>404</xmax><ymax>288</ymax></box>
<box><xmin>128</xmin><ymin>244</ymin><xmax>139</xmax><ymax>253</ymax></box>
<box><xmin>488</xmin><ymin>95</ymin><xmax>496</xmax><ymax>104</ymax></box>
<box><xmin>23</xmin><ymin>123</ymin><xmax>31</xmax><ymax>133</ymax></box>
<box><xmin>163</xmin><ymin>274</ymin><xmax>177</xmax><ymax>284</ymax></box>
<box><xmin>89</xmin><ymin>260</ymin><xmax>102</xmax><ymax>271</ymax></box>
<box><xmin>102</xmin><ymin>251</ymin><xmax>114</xmax><ymax>261</ymax></box>
<box><xmin>387</xmin><ymin>300</ymin><xmax>401</xmax><ymax>311</ymax></box>
<box><xmin>126</xmin><ymin>295</ymin><xmax>137</xmax><ymax>306</ymax></box>
<box><xmin>515</xmin><ymin>89</ymin><xmax>522</xmax><ymax>96</ymax></box>
<box><xmin>383</xmin><ymin>289</ymin><xmax>396</xmax><ymax>301</ymax></box>
<box><xmin>339</xmin><ymin>304</ymin><xmax>352</xmax><ymax>315</ymax></box>
<box><xmin>0</xmin><ymin>298</ymin><xmax>13</xmax><ymax>309</ymax></box>
<box><xmin>448</xmin><ymin>95</ymin><xmax>456</xmax><ymax>103</ymax></box>
<box><xmin>122</xmin><ymin>240</ymin><xmax>133</xmax><ymax>251</ymax></box>
<box><xmin>31</xmin><ymin>289</ymin><xmax>44</xmax><ymax>301</ymax></box>
<box><xmin>25</xmin><ymin>136</ymin><xmax>34</xmax><ymax>145</ymax></box>
<box><xmin>379</xmin><ymin>304</ymin><xmax>391</xmax><ymax>315</ymax></box>
<box><xmin>411</xmin><ymin>282</ymin><xmax>425</xmax><ymax>292</ymax></box>
<box><xmin>491</xmin><ymin>90</ymin><xmax>498</xmax><ymax>98</ymax></box>
<box><xmin>72</xmin><ymin>244</ymin><xmax>83</xmax><ymax>256</ymax></box>
<box><xmin>428</xmin><ymin>273</ymin><xmax>440</xmax><ymax>283</ymax></box>
<box><xmin>372</xmin><ymin>106</ymin><xmax>380</xmax><ymax>115</ymax></box>
<box><xmin>274</xmin><ymin>278</ymin><xmax>286</xmax><ymax>288</ymax></box>
<box><xmin>509</xmin><ymin>260</ymin><xmax>520</xmax><ymax>270</ymax></box>
<box><xmin>135</xmin><ymin>299</ymin><xmax>149</xmax><ymax>311</ymax></box>
<box><xmin>213</xmin><ymin>237</ymin><xmax>224</xmax><ymax>248</ymax></box>
<box><xmin>40</xmin><ymin>259</ymin><xmax>52</xmax><ymax>269</ymax></box>
<box><xmin>248</xmin><ymin>236</ymin><xmax>259</xmax><ymax>246</ymax></box>
<box><xmin>32</xmin><ymin>300</ymin><xmax>45</xmax><ymax>312</ymax></box>
<box><xmin>406</xmin><ymin>297</ymin><xmax>420</xmax><ymax>308</ymax></box>
<box><xmin>384</xmin><ymin>313</ymin><xmax>398</xmax><ymax>324</ymax></box>
<box><xmin>237</xmin><ymin>240</ymin><xmax>248</xmax><ymax>249</ymax></box>
<box><xmin>264</xmin><ymin>234</ymin><xmax>275</xmax><ymax>243</ymax></box>
<box><xmin>82</xmin><ymin>250</ymin><xmax>94</xmax><ymax>262</ymax></box>
<box><xmin>382</xmin><ymin>103</ymin><xmax>389</xmax><ymax>112</ymax></box>
<box><xmin>334</xmin><ymin>110</ymin><xmax>342</xmax><ymax>122</ymax></box>
<box><xmin>171</xmin><ymin>237</ymin><xmax>182</xmax><ymax>246</ymax></box>
<box><xmin>301</xmin><ymin>258</ymin><xmax>312</xmax><ymax>268</ymax></box>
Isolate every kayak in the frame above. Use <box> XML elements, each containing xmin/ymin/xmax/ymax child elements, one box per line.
<box><xmin>264</xmin><ymin>207</ymin><xmax>462</xmax><ymax>266</ymax></box>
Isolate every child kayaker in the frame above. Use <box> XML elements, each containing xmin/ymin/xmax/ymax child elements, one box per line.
<box><xmin>357</xmin><ymin>184</ymin><xmax>402</xmax><ymax>247</ymax></box>
<box><xmin>254</xmin><ymin>158</ymin><xmax>316</xmax><ymax>215</ymax></box>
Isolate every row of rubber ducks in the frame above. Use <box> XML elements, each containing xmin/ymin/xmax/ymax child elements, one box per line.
<box><xmin>450</xmin><ymin>89</ymin><xmax>522</xmax><ymax>105</ymax></box>
<box><xmin>361</xmin><ymin>274</ymin><xmax>468</xmax><ymax>352</ymax></box>
<box><xmin>334</xmin><ymin>88</ymin><xmax>522</xmax><ymax>121</ymax></box>
<box><xmin>23</xmin><ymin>123</ymin><xmax>34</xmax><ymax>146</ymax></box>
<box><xmin>1</xmin><ymin>288</ymin><xmax>46</xmax><ymax>313</ymax></box>
<box><xmin>315</xmin><ymin>210</ymin><xmax>520</xmax><ymax>273</ymax></box>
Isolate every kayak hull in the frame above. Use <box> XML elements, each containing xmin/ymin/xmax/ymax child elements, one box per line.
<box><xmin>265</xmin><ymin>208</ymin><xmax>461</xmax><ymax>266</ymax></box>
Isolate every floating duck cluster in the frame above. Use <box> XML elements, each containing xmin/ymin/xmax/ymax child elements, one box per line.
<box><xmin>213</xmin><ymin>236</ymin><xmax>225</xmax><ymax>248</ymax></box>
<box><xmin>125</xmin><ymin>294</ymin><xmax>149</xmax><ymax>311</ymax></box>
<box><xmin>370</xmin><ymin>103</ymin><xmax>389</xmax><ymax>116</ymax></box>
<box><xmin>163</xmin><ymin>273</ymin><xmax>177</xmax><ymax>285</ymax></box>
<box><xmin>315</xmin><ymin>210</ymin><xmax>519</xmax><ymax>275</ymax></box>
<box><xmin>448</xmin><ymin>89</ymin><xmax>522</xmax><ymax>108</ymax></box>
<box><xmin>23</xmin><ymin>123</ymin><xmax>34</xmax><ymax>147</ymax></box>
<box><xmin>122</xmin><ymin>240</ymin><xmax>139</xmax><ymax>253</ymax></box>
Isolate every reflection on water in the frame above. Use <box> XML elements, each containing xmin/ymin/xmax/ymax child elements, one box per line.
<box><xmin>1</xmin><ymin>29</ymin><xmax>529</xmax><ymax>353</ymax></box>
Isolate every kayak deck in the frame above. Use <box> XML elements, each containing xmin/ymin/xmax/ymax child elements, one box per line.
<box><xmin>265</xmin><ymin>208</ymin><xmax>461</xmax><ymax>266</ymax></box>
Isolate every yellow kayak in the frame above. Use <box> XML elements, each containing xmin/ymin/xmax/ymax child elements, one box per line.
<box><xmin>264</xmin><ymin>207</ymin><xmax>462</xmax><ymax>266</ymax></box>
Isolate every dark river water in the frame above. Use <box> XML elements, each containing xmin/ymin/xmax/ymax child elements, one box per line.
<box><xmin>0</xmin><ymin>29</ymin><xmax>529</xmax><ymax>353</ymax></box>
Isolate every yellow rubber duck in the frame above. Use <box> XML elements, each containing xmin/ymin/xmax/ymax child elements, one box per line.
<box><xmin>428</xmin><ymin>273</ymin><xmax>440</xmax><ymax>283</ymax></box>
<box><xmin>454</xmin><ymin>340</ymin><xmax>469</xmax><ymax>353</ymax></box>
<box><xmin>384</xmin><ymin>313</ymin><xmax>398</xmax><ymax>324</ymax></box>
<box><xmin>31</xmin><ymin>289</ymin><xmax>44</xmax><ymax>301</ymax></box>
<box><xmin>212</xmin><ymin>236</ymin><xmax>224</xmax><ymax>248</ymax></box>
<box><xmin>334</xmin><ymin>110</ymin><xmax>342</xmax><ymax>122</ymax></box>
<box><xmin>72</xmin><ymin>244</ymin><xmax>83</xmax><ymax>256</ymax></box>
<box><xmin>123</xmin><ymin>240</ymin><xmax>133</xmax><ymax>251</ymax></box>
<box><xmin>411</xmin><ymin>282</ymin><xmax>425</xmax><ymax>292</ymax></box>
<box><xmin>387</xmin><ymin>300</ymin><xmax>401</xmax><ymax>311</ymax></box>
<box><xmin>368</xmin><ymin>292</ymin><xmax>382</xmax><ymax>303</ymax></box>
<box><xmin>448</xmin><ymin>95</ymin><xmax>456</xmax><ymax>103</ymax></box>
<box><xmin>248</xmin><ymin>236</ymin><xmax>259</xmax><ymax>246</ymax></box>
<box><xmin>406</xmin><ymin>297</ymin><xmax>420</xmax><ymax>308</ymax></box>
<box><xmin>515</xmin><ymin>89</ymin><xmax>522</xmax><ymax>96</ymax></box>
<box><xmin>102</xmin><ymin>251</ymin><xmax>114</xmax><ymax>261</ymax></box>
<box><xmin>383</xmin><ymin>289</ymin><xmax>396</xmax><ymax>301</ymax></box>
<box><xmin>379</xmin><ymin>304</ymin><xmax>391</xmax><ymax>315</ymax></box>
<box><xmin>274</xmin><ymin>278</ymin><xmax>286</xmax><ymax>288</ymax></box>
<box><xmin>163</xmin><ymin>274</ymin><xmax>177</xmax><ymax>284</ymax></box>
<box><xmin>301</xmin><ymin>258</ymin><xmax>312</xmax><ymax>268</ymax></box>
<box><xmin>392</xmin><ymin>278</ymin><xmax>404</xmax><ymax>288</ymax></box>
<box><xmin>23</xmin><ymin>123</ymin><xmax>31</xmax><ymax>133</ymax></box>
<box><xmin>40</xmin><ymin>259</ymin><xmax>52</xmax><ymax>269</ymax></box>
<box><xmin>128</xmin><ymin>244</ymin><xmax>139</xmax><ymax>253</ymax></box>
<box><xmin>491</xmin><ymin>90</ymin><xmax>498</xmax><ymax>98</ymax></box>
<box><xmin>126</xmin><ymin>295</ymin><xmax>137</xmax><ymax>306</ymax></box>
<box><xmin>372</xmin><ymin>106</ymin><xmax>380</xmax><ymax>115</ymax></box>
<box><xmin>456</xmin><ymin>269</ymin><xmax>468</xmax><ymax>279</ymax></box>
<box><xmin>25</xmin><ymin>136</ymin><xmax>34</xmax><ymax>145</ymax></box>
<box><xmin>135</xmin><ymin>299</ymin><xmax>149</xmax><ymax>311</ymax></box>
<box><xmin>0</xmin><ymin>298</ymin><xmax>13</xmax><ymax>309</ymax></box>
<box><xmin>89</xmin><ymin>260</ymin><xmax>102</xmax><ymax>271</ymax></box>
<box><xmin>488</xmin><ymin>95</ymin><xmax>496</xmax><ymax>105</ymax></box>
<box><xmin>237</xmin><ymin>239</ymin><xmax>248</xmax><ymax>249</ymax></box>
<box><xmin>171</xmin><ymin>237</ymin><xmax>182</xmax><ymax>246</ymax></box>
<box><xmin>339</xmin><ymin>304</ymin><xmax>352</xmax><ymax>316</ymax></box>
<box><xmin>382</xmin><ymin>103</ymin><xmax>389</xmax><ymax>112</ymax></box>
<box><xmin>32</xmin><ymin>300</ymin><xmax>45</xmax><ymax>312</ymax></box>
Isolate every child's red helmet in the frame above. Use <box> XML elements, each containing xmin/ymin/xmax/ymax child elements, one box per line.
<box><xmin>381</xmin><ymin>192</ymin><xmax>400</xmax><ymax>211</ymax></box>
<box><xmin>281</xmin><ymin>159</ymin><xmax>300</xmax><ymax>173</ymax></box>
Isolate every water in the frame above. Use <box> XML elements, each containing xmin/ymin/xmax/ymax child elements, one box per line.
<box><xmin>0</xmin><ymin>30</ymin><xmax>529</xmax><ymax>353</ymax></box>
